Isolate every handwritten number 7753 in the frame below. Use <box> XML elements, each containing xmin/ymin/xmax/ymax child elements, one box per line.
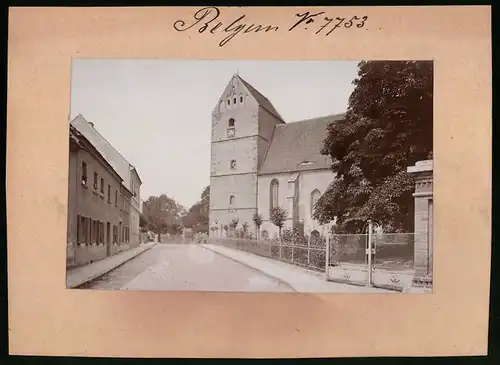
<box><xmin>289</xmin><ymin>12</ymin><xmax>368</xmax><ymax>34</ymax></box>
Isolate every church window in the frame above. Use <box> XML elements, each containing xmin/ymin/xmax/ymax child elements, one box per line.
<box><xmin>240</xmin><ymin>95</ymin><xmax>243</xmax><ymax>103</ymax></box>
<box><xmin>229</xmin><ymin>195</ymin><xmax>235</xmax><ymax>205</ymax></box>
<box><xmin>228</xmin><ymin>118</ymin><xmax>235</xmax><ymax>128</ymax></box>
<box><xmin>233</xmin><ymin>97</ymin><xmax>237</xmax><ymax>104</ymax></box>
<box><xmin>227</xmin><ymin>99</ymin><xmax>231</xmax><ymax>106</ymax></box>
<box><xmin>270</xmin><ymin>179</ymin><xmax>279</xmax><ymax>211</ymax></box>
<box><xmin>311</xmin><ymin>189</ymin><xmax>321</xmax><ymax>214</ymax></box>
<box><xmin>230</xmin><ymin>159</ymin><xmax>236</xmax><ymax>170</ymax></box>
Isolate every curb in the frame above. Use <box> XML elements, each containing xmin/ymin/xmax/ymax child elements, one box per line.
<box><xmin>68</xmin><ymin>243</ymin><xmax>157</xmax><ymax>289</ymax></box>
<box><xmin>199</xmin><ymin>245</ymin><xmax>298</xmax><ymax>292</ymax></box>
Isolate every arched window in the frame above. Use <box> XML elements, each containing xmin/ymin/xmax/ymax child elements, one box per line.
<box><xmin>270</xmin><ymin>179</ymin><xmax>279</xmax><ymax>211</ymax></box>
<box><xmin>228</xmin><ymin>118</ymin><xmax>235</xmax><ymax>128</ymax></box>
<box><xmin>229</xmin><ymin>195</ymin><xmax>235</xmax><ymax>205</ymax></box>
<box><xmin>230</xmin><ymin>159</ymin><xmax>236</xmax><ymax>170</ymax></box>
<box><xmin>239</xmin><ymin>93</ymin><xmax>243</xmax><ymax>104</ymax></box>
<box><xmin>227</xmin><ymin>99</ymin><xmax>231</xmax><ymax>107</ymax></box>
<box><xmin>310</xmin><ymin>189</ymin><xmax>321</xmax><ymax>214</ymax></box>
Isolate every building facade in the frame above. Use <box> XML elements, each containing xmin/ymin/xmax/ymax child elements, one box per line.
<box><xmin>129</xmin><ymin>167</ymin><xmax>142</xmax><ymax>247</ymax></box>
<box><xmin>209</xmin><ymin>75</ymin><xmax>340</xmax><ymax>239</ymax></box>
<box><xmin>70</xmin><ymin>115</ymin><xmax>143</xmax><ymax>250</ymax></box>
<box><xmin>67</xmin><ymin>125</ymin><xmax>135</xmax><ymax>267</ymax></box>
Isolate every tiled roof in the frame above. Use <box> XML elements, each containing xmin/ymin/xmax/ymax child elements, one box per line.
<box><xmin>70</xmin><ymin>114</ymin><xmax>133</xmax><ymax>190</ymax></box>
<box><xmin>236</xmin><ymin>75</ymin><xmax>284</xmax><ymax>122</ymax></box>
<box><xmin>258</xmin><ymin>113</ymin><xmax>345</xmax><ymax>174</ymax></box>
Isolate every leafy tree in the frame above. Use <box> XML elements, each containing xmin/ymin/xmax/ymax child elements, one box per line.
<box><xmin>229</xmin><ymin>218</ymin><xmax>239</xmax><ymax>236</ymax></box>
<box><xmin>269</xmin><ymin>207</ymin><xmax>287</xmax><ymax>238</ymax></box>
<box><xmin>241</xmin><ymin>222</ymin><xmax>249</xmax><ymax>237</ymax></box>
<box><xmin>252</xmin><ymin>213</ymin><xmax>263</xmax><ymax>240</ymax></box>
<box><xmin>145</xmin><ymin>194</ymin><xmax>185</xmax><ymax>241</ymax></box>
<box><xmin>182</xmin><ymin>186</ymin><xmax>210</xmax><ymax>234</ymax></box>
<box><xmin>314</xmin><ymin>61</ymin><xmax>433</xmax><ymax>233</ymax></box>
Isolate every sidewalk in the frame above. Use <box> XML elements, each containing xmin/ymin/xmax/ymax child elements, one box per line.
<box><xmin>202</xmin><ymin>244</ymin><xmax>393</xmax><ymax>293</ymax></box>
<box><xmin>67</xmin><ymin>242</ymin><xmax>157</xmax><ymax>288</ymax></box>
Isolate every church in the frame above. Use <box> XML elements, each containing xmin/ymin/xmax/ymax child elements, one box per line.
<box><xmin>209</xmin><ymin>74</ymin><xmax>342</xmax><ymax>239</ymax></box>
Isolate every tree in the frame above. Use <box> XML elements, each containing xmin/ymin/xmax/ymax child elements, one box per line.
<box><xmin>252</xmin><ymin>213</ymin><xmax>263</xmax><ymax>240</ymax></box>
<box><xmin>314</xmin><ymin>61</ymin><xmax>433</xmax><ymax>233</ymax></box>
<box><xmin>229</xmin><ymin>218</ymin><xmax>239</xmax><ymax>236</ymax></box>
<box><xmin>269</xmin><ymin>207</ymin><xmax>287</xmax><ymax>238</ymax></box>
<box><xmin>145</xmin><ymin>194</ymin><xmax>185</xmax><ymax>241</ymax></box>
<box><xmin>241</xmin><ymin>222</ymin><xmax>249</xmax><ymax>237</ymax></box>
<box><xmin>182</xmin><ymin>186</ymin><xmax>210</xmax><ymax>234</ymax></box>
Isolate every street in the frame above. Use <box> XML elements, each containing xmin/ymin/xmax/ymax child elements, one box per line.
<box><xmin>84</xmin><ymin>243</ymin><xmax>294</xmax><ymax>292</ymax></box>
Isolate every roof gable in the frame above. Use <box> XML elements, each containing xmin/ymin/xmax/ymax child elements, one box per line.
<box><xmin>212</xmin><ymin>74</ymin><xmax>284</xmax><ymax>122</ymax></box>
<box><xmin>236</xmin><ymin>75</ymin><xmax>284</xmax><ymax>122</ymax></box>
<box><xmin>258</xmin><ymin>113</ymin><xmax>345</xmax><ymax>174</ymax></box>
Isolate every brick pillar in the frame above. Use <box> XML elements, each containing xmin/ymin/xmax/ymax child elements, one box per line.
<box><xmin>407</xmin><ymin>160</ymin><xmax>433</xmax><ymax>292</ymax></box>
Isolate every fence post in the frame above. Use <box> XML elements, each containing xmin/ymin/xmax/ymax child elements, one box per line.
<box><xmin>307</xmin><ymin>237</ymin><xmax>311</xmax><ymax>265</ymax></box>
<box><xmin>325</xmin><ymin>236</ymin><xmax>330</xmax><ymax>280</ymax></box>
<box><xmin>279</xmin><ymin>236</ymin><xmax>282</xmax><ymax>260</ymax></box>
<box><xmin>292</xmin><ymin>242</ymin><xmax>294</xmax><ymax>263</ymax></box>
<box><xmin>367</xmin><ymin>220</ymin><xmax>373</xmax><ymax>287</ymax></box>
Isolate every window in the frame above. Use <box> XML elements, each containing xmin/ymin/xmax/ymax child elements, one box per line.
<box><xmin>93</xmin><ymin>172</ymin><xmax>98</xmax><ymax>190</ymax></box>
<box><xmin>113</xmin><ymin>225</ymin><xmax>117</xmax><ymax>244</ymax></box>
<box><xmin>270</xmin><ymin>179</ymin><xmax>279</xmax><ymax>210</ymax></box>
<box><xmin>115</xmin><ymin>190</ymin><xmax>118</xmax><ymax>206</ymax></box>
<box><xmin>100</xmin><ymin>178</ymin><xmax>104</xmax><ymax>195</ymax></box>
<box><xmin>240</xmin><ymin>95</ymin><xmax>243</xmax><ymax>103</ymax></box>
<box><xmin>229</xmin><ymin>195</ymin><xmax>235</xmax><ymax>205</ymax></box>
<box><xmin>233</xmin><ymin>97</ymin><xmax>236</xmax><ymax>104</ymax></box>
<box><xmin>228</xmin><ymin>118</ymin><xmax>235</xmax><ymax>128</ymax></box>
<box><xmin>230</xmin><ymin>159</ymin><xmax>236</xmax><ymax>170</ymax></box>
<box><xmin>108</xmin><ymin>184</ymin><xmax>111</xmax><ymax>202</ymax></box>
<box><xmin>78</xmin><ymin>216</ymin><xmax>89</xmax><ymax>245</ymax></box>
<box><xmin>227</xmin><ymin>99</ymin><xmax>230</xmax><ymax>106</ymax></box>
<box><xmin>310</xmin><ymin>189</ymin><xmax>321</xmax><ymax>214</ymax></box>
<box><xmin>99</xmin><ymin>222</ymin><xmax>104</xmax><ymax>244</ymax></box>
<box><xmin>81</xmin><ymin>161</ymin><xmax>88</xmax><ymax>186</ymax></box>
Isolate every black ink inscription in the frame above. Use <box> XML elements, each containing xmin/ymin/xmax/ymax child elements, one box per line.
<box><xmin>289</xmin><ymin>13</ymin><xmax>368</xmax><ymax>35</ymax></box>
<box><xmin>173</xmin><ymin>7</ymin><xmax>280</xmax><ymax>47</ymax></box>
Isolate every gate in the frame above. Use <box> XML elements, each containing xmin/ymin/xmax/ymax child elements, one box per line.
<box><xmin>326</xmin><ymin>232</ymin><xmax>372</xmax><ymax>286</ymax></box>
<box><xmin>325</xmin><ymin>221</ymin><xmax>415</xmax><ymax>291</ymax></box>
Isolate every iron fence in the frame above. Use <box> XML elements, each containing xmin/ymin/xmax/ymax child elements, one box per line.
<box><xmin>209</xmin><ymin>237</ymin><xmax>326</xmax><ymax>272</ymax></box>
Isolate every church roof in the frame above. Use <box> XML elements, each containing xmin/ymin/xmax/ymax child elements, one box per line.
<box><xmin>70</xmin><ymin>114</ymin><xmax>140</xmax><ymax>189</ymax></box>
<box><xmin>259</xmin><ymin>113</ymin><xmax>345</xmax><ymax>175</ymax></box>
<box><xmin>236</xmin><ymin>75</ymin><xmax>284</xmax><ymax>122</ymax></box>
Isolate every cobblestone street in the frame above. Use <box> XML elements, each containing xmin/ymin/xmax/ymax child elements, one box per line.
<box><xmin>84</xmin><ymin>243</ymin><xmax>294</xmax><ymax>292</ymax></box>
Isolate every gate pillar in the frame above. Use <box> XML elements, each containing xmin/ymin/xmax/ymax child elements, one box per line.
<box><xmin>407</xmin><ymin>160</ymin><xmax>433</xmax><ymax>292</ymax></box>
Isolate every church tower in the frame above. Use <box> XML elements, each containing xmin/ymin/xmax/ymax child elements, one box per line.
<box><xmin>209</xmin><ymin>74</ymin><xmax>284</xmax><ymax>237</ymax></box>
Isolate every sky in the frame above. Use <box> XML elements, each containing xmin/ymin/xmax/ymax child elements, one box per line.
<box><xmin>70</xmin><ymin>60</ymin><xmax>360</xmax><ymax>209</ymax></box>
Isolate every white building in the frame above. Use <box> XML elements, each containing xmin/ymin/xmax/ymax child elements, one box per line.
<box><xmin>209</xmin><ymin>74</ymin><xmax>339</xmax><ymax>239</ymax></box>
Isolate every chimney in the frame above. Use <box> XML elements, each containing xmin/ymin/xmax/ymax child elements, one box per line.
<box><xmin>89</xmin><ymin>122</ymin><xmax>94</xmax><ymax>128</ymax></box>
